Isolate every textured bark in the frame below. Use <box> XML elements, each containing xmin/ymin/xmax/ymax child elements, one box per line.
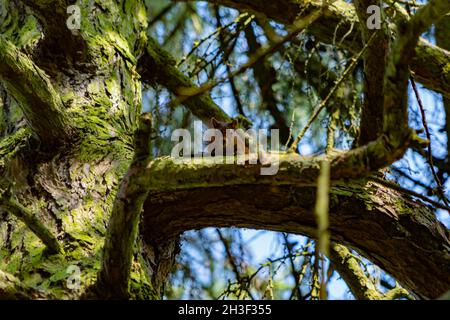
<box><xmin>142</xmin><ymin>163</ymin><xmax>450</xmax><ymax>299</ymax></box>
<box><xmin>0</xmin><ymin>0</ymin><xmax>154</xmax><ymax>299</ymax></box>
<box><xmin>0</xmin><ymin>269</ymin><xmax>48</xmax><ymax>299</ymax></box>
<box><xmin>0</xmin><ymin>196</ymin><xmax>61</xmax><ymax>254</ymax></box>
<box><xmin>96</xmin><ymin>114</ymin><xmax>155</xmax><ymax>299</ymax></box>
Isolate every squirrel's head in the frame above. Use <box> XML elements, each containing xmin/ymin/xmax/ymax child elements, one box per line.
<box><xmin>211</xmin><ymin>118</ymin><xmax>238</xmax><ymax>135</ymax></box>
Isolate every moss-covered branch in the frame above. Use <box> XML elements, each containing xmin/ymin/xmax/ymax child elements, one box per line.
<box><xmin>383</xmin><ymin>0</ymin><xmax>450</xmax><ymax>147</ymax></box>
<box><xmin>96</xmin><ymin>113</ymin><xmax>153</xmax><ymax>299</ymax></box>
<box><xmin>142</xmin><ymin>156</ymin><xmax>450</xmax><ymax>298</ymax></box>
<box><xmin>382</xmin><ymin>287</ymin><xmax>411</xmax><ymax>300</ymax></box>
<box><xmin>0</xmin><ymin>196</ymin><xmax>62</xmax><ymax>255</ymax></box>
<box><xmin>439</xmin><ymin>290</ymin><xmax>450</xmax><ymax>300</ymax></box>
<box><xmin>328</xmin><ymin>243</ymin><xmax>410</xmax><ymax>299</ymax></box>
<box><xmin>328</xmin><ymin>243</ymin><xmax>383</xmax><ymax>300</ymax></box>
<box><xmin>0</xmin><ymin>37</ymin><xmax>74</xmax><ymax>148</ymax></box>
<box><xmin>333</xmin><ymin>0</ymin><xmax>450</xmax><ymax>180</ymax></box>
<box><xmin>0</xmin><ymin>128</ymin><xmax>32</xmax><ymax>187</ymax></box>
<box><xmin>138</xmin><ymin>37</ymin><xmax>232</xmax><ymax>124</ymax></box>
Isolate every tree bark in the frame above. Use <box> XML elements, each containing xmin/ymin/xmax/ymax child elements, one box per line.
<box><xmin>0</xmin><ymin>0</ymin><xmax>155</xmax><ymax>299</ymax></box>
<box><xmin>142</xmin><ymin>156</ymin><xmax>450</xmax><ymax>299</ymax></box>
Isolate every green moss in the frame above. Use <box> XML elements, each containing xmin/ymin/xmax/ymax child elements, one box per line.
<box><xmin>22</xmin><ymin>272</ymin><xmax>43</xmax><ymax>288</ymax></box>
<box><xmin>16</xmin><ymin>15</ymin><xmax>41</xmax><ymax>50</ymax></box>
<box><xmin>23</xmin><ymin>231</ymin><xmax>46</xmax><ymax>258</ymax></box>
<box><xmin>4</xmin><ymin>251</ymin><xmax>22</xmax><ymax>274</ymax></box>
<box><xmin>0</xmin><ymin>127</ymin><xmax>31</xmax><ymax>166</ymax></box>
<box><xmin>0</xmin><ymin>0</ymin><xmax>154</xmax><ymax>299</ymax></box>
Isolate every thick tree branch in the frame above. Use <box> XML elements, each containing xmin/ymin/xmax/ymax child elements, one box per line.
<box><xmin>354</xmin><ymin>0</ymin><xmax>389</xmax><ymax>145</ymax></box>
<box><xmin>137</xmin><ymin>4</ymin><xmax>448</xmax><ymax>300</ymax></box>
<box><xmin>96</xmin><ymin>113</ymin><xmax>153</xmax><ymax>299</ymax></box>
<box><xmin>383</xmin><ymin>0</ymin><xmax>450</xmax><ymax>147</ymax></box>
<box><xmin>0</xmin><ymin>37</ymin><xmax>74</xmax><ymax>148</ymax></box>
<box><xmin>439</xmin><ymin>290</ymin><xmax>450</xmax><ymax>300</ymax></box>
<box><xmin>142</xmin><ymin>156</ymin><xmax>450</xmax><ymax>298</ymax></box>
<box><xmin>410</xmin><ymin>40</ymin><xmax>450</xmax><ymax>99</ymax></box>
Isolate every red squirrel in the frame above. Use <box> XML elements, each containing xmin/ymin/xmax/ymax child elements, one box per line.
<box><xmin>207</xmin><ymin>118</ymin><xmax>269</xmax><ymax>164</ymax></box>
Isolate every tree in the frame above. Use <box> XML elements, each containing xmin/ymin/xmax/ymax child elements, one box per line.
<box><xmin>0</xmin><ymin>0</ymin><xmax>449</xmax><ymax>300</ymax></box>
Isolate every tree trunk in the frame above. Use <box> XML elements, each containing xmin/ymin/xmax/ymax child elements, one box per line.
<box><xmin>0</xmin><ymin>0</ymin><xmax>162</xmax><ymax>299</ymax></box>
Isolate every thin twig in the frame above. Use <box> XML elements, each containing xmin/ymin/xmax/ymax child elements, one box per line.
<box><xmin>282</xmin><ymin>233</ymin><xmax>304</xmax><ymax>299</ymax></box>
<box><xmin>167</xmin><ymin>9</ymin><xmax>324</xmax><ymax>109</ymax></box>
<box><xmin>410</xmin><ymin>77</ymin><xmax>450</xmax><ymax>208</ymax></box>
<box><xmin>177</xmin><ymin>12</ymin><xmax>251</xmax><ymax>67</ymax></box>
<box><xmin>215</xmin><ymin>7</ymin><xmax>246</xmax><ymax>117</ymax></box>
<box><xmin>391</xmin><ymin>166</ymin><xmax>435</xmax><ymax>194</ymax></box>
<box><xmin>148</xmin><ymin>3</ymin><xmax>176</xmax><ymax>28</ymax></box>
<box><xmin>289</xmin><ymin>31</ymin><xmax>378</xmax><ymax>152</ymax></box>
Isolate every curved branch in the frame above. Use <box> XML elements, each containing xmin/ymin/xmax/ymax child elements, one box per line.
<box><xmin>0</xmin><ymin>37</ymin><xmax>75</xmax><ymax>148</ymax></box>
<box><xmin>142</xmin><ymin>156</ymin><xmax>450</xmax><ymax>299</ymax></box>
<box><xmin>328</xmin><ymin>243</ymin><xmax>410</xmax><ymax>300</ymax></box>
<box><xmin>383</xmin><ymin>0</ymin><xmax>450</xmax><ymax>146</ymax></box>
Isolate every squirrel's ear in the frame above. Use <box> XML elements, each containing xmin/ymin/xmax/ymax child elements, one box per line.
<box><xmin>211</xmin><ymin>118</ymin><xmax>219</xmax><ymax>128</ymax></box>
<box><xmin>231</xmin><ymin>119</ymin><xmax>238</xmax><ymax>129</ymax></box>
